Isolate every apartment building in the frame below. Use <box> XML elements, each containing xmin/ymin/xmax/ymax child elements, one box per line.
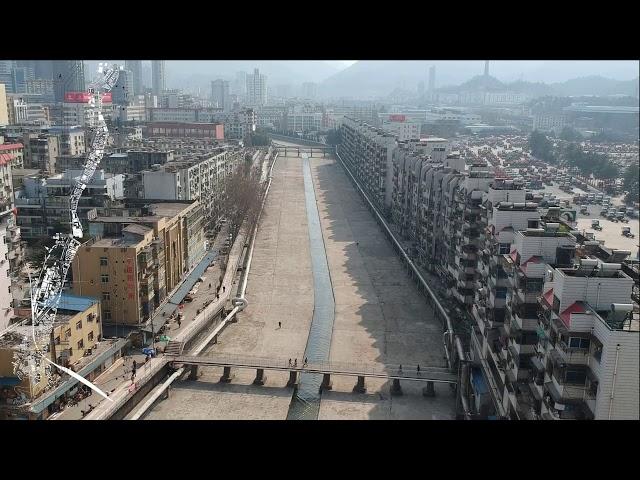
<box><xmin>50</xmin><ymin>294</ymin><xmax>102</xmax><ymax>369</ymax></box>
<box><xmin>22</xmin><ymin>133</ymin><xmax>59</xmax><ymax>173</ymax></box>
<box><xmin>536</xmin><ymin>255</ymin><xmax>638</xmax><ymax>420</ymax></box>
<box><xmin>440</xmin><ymin>161</ymin><xmax>494</xmax><ymax>306</ymax></box>
<box><xmin>256</xmin><ymin>105</ymin><xmax>286</xmax><ymax>130</ymax></box>
<box><xmin>0</xmin><ymin>140</ymin><xmax>24</xmax><ymax>169</ymax></box>
<box><xmin>146</xmin><ymin>122</ymin><xmax>224</xmax><ymax>140</ymax></box>
<box><xmin>339</xmin><ymin>116</ymin><xmax>397</xmax><ymax>214</ymax></box>
<box><xmin>246</xmin><ymin>68</ymin><xmax>267</xmax><ymax>107</ymax></box>
<box><xmin>141</xmin><ymin>148</ymin><xmax>240</xmax><ymax>230</ymax></box>
<box><xmin>470</xmin><ymin>216</ymin><xmax>577</xmax><ymax>417</ymax></box>
<box><xmin>533</xmin><ymin>113</ymin><xmax>566</xmax><ymax>134</ymax></box>
<box><xmin>102</xmin><ymin>149</ymin><xmax>175</xmax><ymax>174</ymax></box>
<box><xmin>0</xmin><ymin>84</ymin><xmax>8</xmax><ymax>126</ymax></box>
<box><xmin>14</xmin><ymin>169</ymin><xmax>124</xmax><ymax>240</ymax></box>
<box><xmin>475</xmin><ymin>180</ymin><xmax>539</xmax><ymax>323</ymax></box>
<box><xmin>380</xmin><ymin>118</ymin><xmax>421</xmax><ymax>141</ymax></box>
<box><xmin>73</xmin><ymin>201</ymin><xmax>204</xmax><ymax>327</ymax></box>
<box><xmin>224</xmin><ymin>108</ymin><xmax>256</xmax><ymax>141</ymax></box>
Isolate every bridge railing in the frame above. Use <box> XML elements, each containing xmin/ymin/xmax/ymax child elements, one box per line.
<box><xmin>173</xmin><ymin>353</ymin><xmax>453</xmax><ymax>380</ymax></box>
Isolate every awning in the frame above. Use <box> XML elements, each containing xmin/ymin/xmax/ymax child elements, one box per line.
<box><xmin>528</xmin><ymin>382</ymin><xmax>543</xmax><ymax>401</ymax></box>
<box><xmin>542</xmin><ymin>288</ymin><xmax>554</xmax><ymax>307</ymax></box>
<box><xmin>530</xmin><ymin>356</ymin><xmax>545</xmax><ymax>372</ymax></box>
<box><xmin>470</xmin><ymin>367</ymin><xmax>488</xmax><ymax>395</ymax></box>
<box><xmin>545</xmin><ymin>381</ymin><xmax>564</xmax><ymax>404</ymax></box>
<box><xmin>549</xmin><ymin>349</ymin><xmax>566</xmax><ymax>368</ymax></box>
<box><xmin>0</xmin><ymin>377</ymin><xmax>21</xmax><ymax>387</ymax></box>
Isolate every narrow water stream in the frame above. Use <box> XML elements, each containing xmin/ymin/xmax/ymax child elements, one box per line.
<box><xmin>286</xmin><ymin>154</ymin><xmax>336</xmax><ymax>420</ymax></box>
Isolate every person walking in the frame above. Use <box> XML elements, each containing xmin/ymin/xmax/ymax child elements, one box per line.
<box><xmin>209</xmin><ymin>283</ymin><xmax>211</xmax><ymax>289</ymax></box>
<box><xmin>132</xmin><ymin>360</ymin><xmax>137</xmax><ymax>374</ymax></box>
<box><xmin>294</xmin><ymin>358</ymin><xmax>298</xmax><ymax>367</ymax></box>
<box><xmin>288</xmin><ymin>358</ymin><xmax>292</xmax><ymax>367</ymax></box>
<box><xmin>223</xmin><ymin>286</ymin><xmax>226</xmax><ymax>293</ymax></box>
<box><xmin>177</xmin><ymin>317</ymin><xmax>182</xmax><ymax>328</ymax></box>
<box><xmin>417</xmin><ymin>365</ymin><xmax>421</xmax><ymax>374</ymax></box>
<box><xmin>278</xmin><ymin>321</ymin><xmax>281</xmax><ymax>329</ymax></box>
<box><xmin>399</xmin><ymin>364</ymin><xmax>403</xmax><ymax>373</ymax></box>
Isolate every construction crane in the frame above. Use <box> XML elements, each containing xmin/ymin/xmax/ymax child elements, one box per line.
<box><xmin>9</xmin><ymin>63</ymin><xmax>120</xmax><ymax>402</ymax></box>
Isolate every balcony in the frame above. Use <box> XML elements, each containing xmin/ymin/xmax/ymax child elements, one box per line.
<box><xmin>555</xmin><ymin>340</ymin><xmax>591</xmax><ymax>366</ymax></box>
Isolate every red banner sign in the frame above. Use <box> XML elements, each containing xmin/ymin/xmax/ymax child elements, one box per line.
<box><xmin>389</xmin><ymin>114</ymin><xmax>406</xmax><ymax>122</ymax></box>
<box><xmin>64</xmin><ymin>92</ymin><xmax>113</xmax><ymax>103</ymax></box>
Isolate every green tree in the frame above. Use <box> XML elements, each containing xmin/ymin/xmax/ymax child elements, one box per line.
<box><xmin>560</xmin><ymin>126</ymin><xmax>582</xmax><ymax>142</ymax></box>
<box><xmin>529</xmin><ymin>130</ymin><xmax>557</xmax><ymax>164</ymax></box>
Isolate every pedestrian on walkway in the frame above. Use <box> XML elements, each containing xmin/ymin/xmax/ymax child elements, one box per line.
<box><xmin>131</xmin><ymin>372</ymin><xmax>136</xmax><ymax>383</ymax></box>
<box><xmin>278</xmin><ymin>321</ymin><xmax>281</xmax><ymax>329</ymax></box>
<box><xmin>288</xmin><ymin>358</ymin><xmax>292</xmax><ymax>367</ymax></box>
<box><xmin>417</xmin><ymin>365</ymin><xmax>420</xmax><ymax>374</ymax></box>
<box><xmin>223</xmin><ymin>286</ymin><xmax>226</xmax><ymax>293</ymax></box>
<box><xmin>132</xmin><ymin>360</ymin><xmax>137</xmax><ymax>373</ymax></box>
<box><xmin>209</xmin><ymin>283</ymin><xmax>211</xmax><ymax>289</ymax></box>
<box><xmin>399</xmin><ymin>364</ymin><xmax>403</xmax><ymax>373</ymax></box>
<box><xmin>177</xmin><ymin>317</ymin><xmax>182</xmax><ymax>328</ymax></box>
<box><xmin>294</xmin><ymin>358</ymin><xmax>298</xmax><ymax>367</ymax></box>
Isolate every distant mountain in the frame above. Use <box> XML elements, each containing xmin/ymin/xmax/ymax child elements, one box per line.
<box><xmin>320</xmin><ymin>60</ymin><xmax>639</xmax><ymax>99</ymax></box>
<box><xmin>549</xmin><ymin>75</ymin><xmax>639</xmax><ymax>97</ymax></box>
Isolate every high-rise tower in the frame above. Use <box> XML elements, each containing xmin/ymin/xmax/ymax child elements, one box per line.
<box><xmin>125</xmin><ymin>60</ymin><xmax>143</xmax><ymax>96</ymax></box>
<box><xmin>52</xmin><ymin>60</ymin><xmax>85</xmax><ymax>103</ymax></box>
<box><xmin>152</xmin><ymin>60</ymin><xmax>166</xmax><ymax>96</ymax></box>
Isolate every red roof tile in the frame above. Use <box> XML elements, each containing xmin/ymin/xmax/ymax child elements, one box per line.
<box><xmin>0</xmin><ymin>143</ymin><xmax>23</xmax><ymax>151</ymax></box>
<box><xmin>559</xmin><ymin>302</ymin><xmax>586</xmax><ymax>328</ymax></box>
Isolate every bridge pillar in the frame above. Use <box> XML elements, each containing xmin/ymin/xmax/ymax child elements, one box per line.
<box><xmin>391</xmin><ymin>378</ymin><xmax>403</xmax><ymax>396</ymax></box>
<box><xmin>219</xmin><ymin>366</ymin><xmax>234</xmax><ymax>383</ymax></box>
<box><xmin>253</xmin><ymin>368</ymin><xmax>267</xmax><ymax>386</ymax></box>
<box><xmin>353</xmin><ymin>375</ymin><xmax>366</xmax><ymax>394</ymax></box>
<box><xmin>423</xmin><ymin>381</ymin><xmax>436</xmax><ymax>397</ymax></box>
<box><xmin>286</xmin><ymin>370</ymin><xmax>299</xmax><ymax>387</ymax></box>
<box><xmin>189</xmin><ymin>365</ymin><xmax>199</xmax><ymax>380</ymax></box>
<box><xmin>320</xmin><ymin>373</ymin><xmax>332</xmax><ymax>391</ymax></box>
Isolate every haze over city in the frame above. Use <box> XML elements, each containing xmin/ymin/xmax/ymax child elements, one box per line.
<box><xmin>0</xmin><ymin>59</ymin><xmax>637</xmax><ymax>422</ymax></box>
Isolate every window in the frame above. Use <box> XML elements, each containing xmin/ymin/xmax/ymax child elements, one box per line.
<box><xmin>498</xmin><ymin>243</ymin><xmax>511</xmax><ymax>255</ymax></box>
<box><xmin>75</xmin><ymin>320</ymin><xmax>82</xmax><ymax>330</ymax></box>
<box><xmin>104</xmin><ymin>310</ymin><xmax>111</xmax><ymax>320</ymax></box>
<box><xmin>88</xmin><ymin>331</ymin><xmax>94</xmax><ymax>342</ymax></box>
<box><xmin>100</xmin><ymin>257</ymin><xmax>108</xmax><ymax>266</ymax></box>
<box><xmin>569</xmin><ymin>337</ymin><xmax>590</xmax><ymax>349</ymax></box>
<box><xmin>54</xmin><ymin>336</ymin><xmax>60</xmax><ymax>345</ymax></box>
<box><xmin>77</xmin><ymin>339</ymin><xmax>84</xmax><ymax>350</ymax></box>
<box><xmin>65</xmin><ymin>329</ymin><xmax>71</xmax><ymax>339</ymax></box>
<box><xmin>528</xmin><ymin>220</ymin><xmax>539</xmax><ymax>229</ymax></box>
<box><xmin>87</xmin><ymin>313</ymin><xmax>93</xmax><ymax>322</ymax></box>
<box><xmin>101</xmin><ymin>274</ymin><xmax>109</xmax><ymax>283</ymax></box>
<box><xmin>564</xmin><ymin>369</ymin><xmax>587</xmax><ymax>385</ymax></box>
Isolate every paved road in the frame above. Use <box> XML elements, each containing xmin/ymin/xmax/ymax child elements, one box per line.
<box><xmin>145</xmin><ymin>149</ymin><xmax>456</xmax><ymax>420</ymax></box>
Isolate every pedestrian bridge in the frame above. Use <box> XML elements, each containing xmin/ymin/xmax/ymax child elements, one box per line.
<box><xmin>168</xmin><ymin>353</ymin><xmax>457</xmax><ymax>395</ymax></box>
<box><xmin>272</xmin><ymin>144</ymin><xmax>335</xmax><ymax>158</ymax></box>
